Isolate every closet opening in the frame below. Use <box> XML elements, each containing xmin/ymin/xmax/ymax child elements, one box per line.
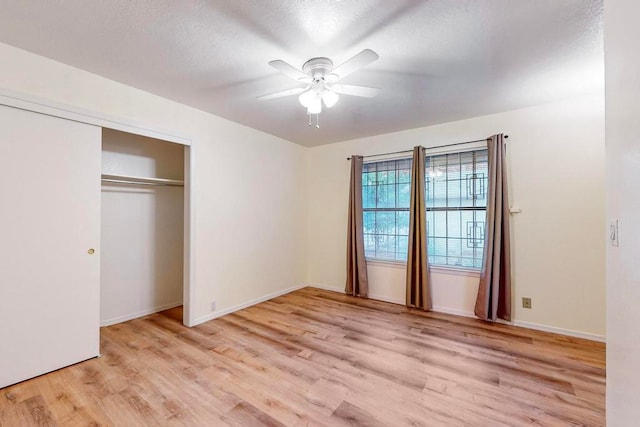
<box><xmin>100</xmin><ymin>128</ymin><xmax>190</xmax><ymax>327</ymax></box>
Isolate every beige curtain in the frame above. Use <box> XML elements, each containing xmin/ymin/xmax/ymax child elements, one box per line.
<box><xmin>406</xmin><ymin>146</ymin><xmax>432</xmax><ymax>310</ymax></box>
<box><xmin>474</xmin><ymin>134</ymin><xmax>512</xmax><ymax>321</ymax></box>
<box><xmin>345</xmin><ymin>155</ymin><xmax>369</xmax><ymax>297</ymax></box>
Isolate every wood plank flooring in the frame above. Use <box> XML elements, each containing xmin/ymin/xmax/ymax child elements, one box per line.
<box><xmin>0</xmin><ymin>287</ymin><xmax>606</xmax><ymax>426</ymax></box>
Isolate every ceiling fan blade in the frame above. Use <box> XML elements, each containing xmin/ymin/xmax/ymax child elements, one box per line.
<box><xmin>268</xmin><ymin>60</ymin><xmax>312</xmax><ymax>83</ymax></box>
<box><xmin>257</xmin><ymin>86</ymin><xmax>307</xmax><ymax>100</ymax></box>
<box><xmin>332</xmin><ymin>84</ymin><xmax>379</xmax><ymax>98</ymax></box>
<box><xmin>331</xmin><ymin>49</ymin><xmax>379</xmax><ymax>80</ymax></box>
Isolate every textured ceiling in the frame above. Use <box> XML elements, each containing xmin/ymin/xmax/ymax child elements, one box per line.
<box><xmin>0</xmin><ymin>1</ymin><xmax>603</xmax><ymax>147</ymax></box>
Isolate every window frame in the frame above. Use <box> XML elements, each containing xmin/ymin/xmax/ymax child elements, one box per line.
<box><xmin>362</xmin><ymin>147</ymin><xmax>488</xmax><ymax>271</ymax></box>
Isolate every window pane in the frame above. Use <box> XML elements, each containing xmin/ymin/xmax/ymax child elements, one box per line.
<box><xmin>431</xmin><ymin>177</ymin><xmax>447</xmax><ymax>207</ymax></box>
<box><xmin>377</xmin><ymin>170</ymin><xmax>393</xmax><ymax>185</ymax></box>
<box><xmin>461</xmin><ymin>209</ymin><xmax>486</xmax><ymax>268</ymax></box>
<box><xmin>446</xmin><ymin>153</ymin><xmax>462</xmax><ymax>208</ymax></box>
<box><xmin>377</xmin><ymin>235</ymin><xmax>396</xmax><ymax>259</ymax></box>
<box><xmin>445</xmin><ymin>238</ymin><xmax>462</xmax><ymax>267</ymax></box>
<box><xmin>363</xmin><ymin>171</ymin><xmax>377</xmax><ymax>185</ymax></box>
<box><xmin>376</xmin><ymin>211</ymin><xmax>396</xmax><ymax>235</ymax></box>
<box><xmin>432</xmin><ymin>210</ymin><xmax>447</xmax><ymax>238</ymax></box>
<box><xmin>429</xmin><ymin>237</ymin><xmax>447</xmax><ymax>259</ymax></box>
<box><xmin>425</xmin><ymin>178</ymin><xmax>433</xmax><ymax>208</ymax></box>
<box><xmin>398</xmin><ymin>167</ymin><xmax>411</xmax><ymax>183</ymax></box>
<box><xmin>398</xmin><ymin>183</ymin><xmax>411</xmax><ymax>208</ymax></box>
<box><xmin>361</xmin><ymin>157</ymin><xmax>412</xmax><ymax>262</ymax></box>
<box><xmin>397</xmin><ymin>236</ymin><xmax>408</xmax><ymax>261</ymax></box>
<box><xmin>447</xmin><ymin>210</ymin><xmax>462</xmax><ymax>239</ymax></box>
<box><xmin>426</xmin><ymin>210</ymin><xmax>435</xmax><ymax>237</ymax></box>
<box><xmin>424</xmin><ymin>148</ymin><xmax>488</xmax><ymax>269</ymax></box>
<box><xmin>397</xmin><ymin>211</ymin><xmax>410</xmax><ymax>235</ymax></box>
<box><xmin>364</xmin><ymin>233</ymin><xmax>376</xmax><ymax>258</ymax></box>
<box><xmin>363</xmin><ymin>211</ymin><xmax>375</xmax><ymax>234</ymax></box>
<box><xmin>377</xmin><ymin>184</ymin><xmax>396</xmax><ymax>208</ymax></box>
<box><xmin>362</xmin><ymin>184</ymin><xmax>376</xmax><ymax>209</ymax></box>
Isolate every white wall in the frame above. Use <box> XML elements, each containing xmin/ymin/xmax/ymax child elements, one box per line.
<box><xmin>0</xmin><ymin>42</ymin><xmax>308</xmax><ymax>326</ymax></box>
<box><xmin>307</xmin><ymin>93</ymin><xmax>605</xmax><ymax>338</ymax></box>
<box><xmin>0</xmin><ymin>41</ymin><xmax>607</xmax><ymax>343</ymax></box>
<box><xmin>101</xmin><ymin>129</ymin><xmax>184</xmax><ymax>325</ymax></box>
<box><xmin>604</xmin><ymin>0</ymin><xmax>640</xmax><ymax>423</ymax></box>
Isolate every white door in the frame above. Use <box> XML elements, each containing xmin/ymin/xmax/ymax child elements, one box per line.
<box><xmin>0</xmin><ymin>105</ymin><xmax>101</xmax><ymax>388</ymax></box>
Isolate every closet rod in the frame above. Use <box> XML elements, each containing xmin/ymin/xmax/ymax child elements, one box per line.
<box><xmin>346</xmin><ymin>135</ymin><xmax>508</xmax><ymax>160</ymax></box>
<box><xmin>101</xmin><ymin>174</ymin><xmax>184</xmax><ymax>187</ymax></box>
<box><xmin>101</xmin><ymin>179</ymin><xmax>184</xmax><ymax>187</ymax></box>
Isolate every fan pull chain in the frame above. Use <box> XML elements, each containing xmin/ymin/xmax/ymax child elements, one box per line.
<box><xmin>307</xmin><ymin>113</ymin><xmax>320</xmax><ymax>128</ymax></box>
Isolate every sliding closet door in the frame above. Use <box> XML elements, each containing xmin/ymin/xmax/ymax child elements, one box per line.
<box><xmin>0</xmin><ymin>105</ymin><xmax>101</xmax><ymax>388</ymax></box>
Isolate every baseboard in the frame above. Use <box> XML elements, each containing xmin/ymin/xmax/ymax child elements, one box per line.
<box><xmin>191</xmin><ymin>283</ymin><xmax>307</xmax><ymax>326</ymax></box>
<box><xmin>308</xmin><ymin>283</ymin><xmax>344</xmax><ymax>294</ymax></box>
<box><xmin>512</xmin><ymin>320</ymin><xmax>605</xmax><ymax>343</ymax></box>
<box><xmin>370</xmin><ymin>294</ymin><xmax>404</xmax><ymax>305</ymax></box>
<box><xmin>307</xmin><ymin>284</ymin><xmax>605</xmax><ymax>342</ymax></box>
<box><xmin>100</xmin><ymin>301</ymin><xmax>183</xmax><ymax>327</ymax></box>
<box><xmin>309</xmin><ymin>284</ymin><xmax>472</xmax><ymax>313</ymax></box>
<box><xmin>368</xmin><ymin>296</ymin><xmax>477</xmax><ymax>320</ymax></box>
<box><xmin>431</xmin><ymin>306</ymin><xmax>476</xmax><ymax>318</ymax></box>
<box><xmin>308</xmin><ymin>283</ymin><xmax>405</xmax><ymax>305</ymax></box>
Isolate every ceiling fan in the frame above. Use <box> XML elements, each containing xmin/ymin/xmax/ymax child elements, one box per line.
<box><xmin>258</xmin><ymin>49</ymin><xmax>380</xmax><ymax>128</ymax></box>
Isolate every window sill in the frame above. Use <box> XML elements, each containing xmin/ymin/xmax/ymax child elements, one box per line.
<box><xmin>365</xmin><ymin>258</ymin><xmax>481</xmax><ymax>278</ymax></box>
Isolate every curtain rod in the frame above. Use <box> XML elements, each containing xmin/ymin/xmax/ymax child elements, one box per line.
<box><xmin>346</xmin><ymin>135</ymin><xmax>509</xmax><ymax>160</ymax></box>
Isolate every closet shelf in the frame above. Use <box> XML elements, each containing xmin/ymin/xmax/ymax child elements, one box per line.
<box><xmin>101</xmin><ymin>173</ymin><xmax>184</xmax><ymax>187</ymax></box>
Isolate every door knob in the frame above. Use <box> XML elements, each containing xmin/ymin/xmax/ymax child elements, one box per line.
<box><xmin>87</xmin><ymin>248</ymin><xmax>95</xmax><ymax>255</ymax></box>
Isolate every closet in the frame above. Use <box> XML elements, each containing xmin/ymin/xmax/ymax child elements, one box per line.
<box><xmin>100</xmin><ymin>129</ymin><xmax>185</xmax><ymax>326</ymax></box>
<box><xmin>0</xmin><ymin>102</ymin><xmax>190</xmax><ymax>389</ymax></box>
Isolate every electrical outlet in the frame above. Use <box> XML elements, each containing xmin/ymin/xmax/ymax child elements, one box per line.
<box><xmin>522</xmin><ymin>297</ymin><xmax>532</xmax><ymax>309</ymax></box>
<box><xmin>210</xmin><ymin>301</ymin><xmax>216</xmax><ymax>312</ymax></box>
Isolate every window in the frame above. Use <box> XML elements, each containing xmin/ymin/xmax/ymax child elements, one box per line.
<box><xmin>362</xmin><ymin>158</ymin><xmax>412</xmax><ymax>261</ymax></box>
<box><xmin>426</xmin><ymin>149</ymin><xmax>488</xmax><ymax>269</ymax></box>
<box><xmin>362</xmin><ymin>148</ymin><xmax>488</xmax><ymax>269</ymax></box>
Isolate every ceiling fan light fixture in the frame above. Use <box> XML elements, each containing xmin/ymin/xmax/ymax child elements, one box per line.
<box><xmin>322</xmin><ymin>90</ymin><xmax>339</xmax><ymax>108</ymax></box>
<box><xmin>262</xmin><ymin>49</ymin><xmax>380</xmax><ymax>128</ymax></box>
<box><xmin>298</xmin><ymin>89</ymin><xmax>315</xmax><ymax>108</ymax></box>
<box><xmin>307</xmin><ymin>97</ymin><xmax>322</xmax><ymax>114</ymax></box>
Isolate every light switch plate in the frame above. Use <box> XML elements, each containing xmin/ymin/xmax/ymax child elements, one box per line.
<box><xmin>610</xmin><ymin>220</ymin><xmax>619</xmax><ymax>247</ymax></box>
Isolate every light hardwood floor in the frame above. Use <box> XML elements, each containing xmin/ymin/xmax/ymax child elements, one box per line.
<box><xmin>0</xmin><ymin>287</ymin><xmax>605</xmax><ymax>426</ymax></box>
